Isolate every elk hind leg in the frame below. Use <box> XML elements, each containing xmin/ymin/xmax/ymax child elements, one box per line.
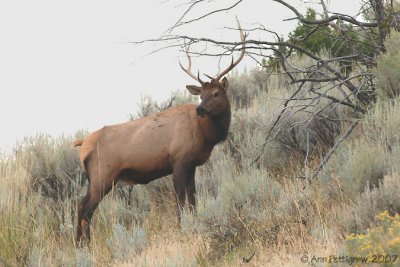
<box><xmin>76</xmin><ymin>164</ymin><xmax>117</xmax><ymax>245</ymax></box>
<box><xmin>76</xmin><ymin>183</ymin><xmax>114</xmax><ymax>245</ymax></box>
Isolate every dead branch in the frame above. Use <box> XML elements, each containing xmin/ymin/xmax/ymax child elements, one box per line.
<box><xmin>166</xmin><ymin>0</ymin><xmax>244</xmax><ymax>33</ymax></box>
<box><xmin>273</xmin><ymin>0</ymin><xmax>378</xmax><ymax>27</ymax></box>
<box><xmin>131</xmin><ymin>0</ymin><xmax>395</xmax><ymax>183</ymax></box>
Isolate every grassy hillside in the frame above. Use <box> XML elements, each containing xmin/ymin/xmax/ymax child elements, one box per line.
<box><xmin>1</xmin><ymin>33</ymin><xmax>400</xmax><ymax>267</ymax></box>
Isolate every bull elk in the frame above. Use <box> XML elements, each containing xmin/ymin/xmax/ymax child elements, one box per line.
<box><xmin>74</xmin><ymin>19</ymin><xmax>246</xmax><ymax>244</ymax></box>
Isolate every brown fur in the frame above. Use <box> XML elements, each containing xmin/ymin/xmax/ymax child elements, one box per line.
<box><xmin>75</xmin><ymin>78</ymin><xmax>232</xmax><ymax>244</ymax></box>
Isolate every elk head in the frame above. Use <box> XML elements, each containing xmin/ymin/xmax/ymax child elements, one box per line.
<box><xmin>186</xmin><ymin>78</ymin><xmax>230</xmax><ymax>117</ymax></box>
<box><xmin>180</xmin><ymin>17</ymin><xmax>246</xmax><ymax>118</ymax></box>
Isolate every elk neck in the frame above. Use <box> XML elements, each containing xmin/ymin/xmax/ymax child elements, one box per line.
<box><xmin>199</xmin><ymin>103</ymin><xmax>231</xmax><ymax>146</ymax></box>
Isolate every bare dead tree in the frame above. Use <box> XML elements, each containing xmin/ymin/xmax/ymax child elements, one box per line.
<box><xmin>132</xmin><ymin>0</ymin><xmax>400</xmax><ymax>181</ymax></box>
<box><xmin>370</xmin><ymin>0</ymin><xmax>388</xmax><ymax>48</ymax></box>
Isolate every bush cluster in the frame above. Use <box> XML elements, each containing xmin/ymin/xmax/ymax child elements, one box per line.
<box><xmin>14</xmin><ymin>133</ymin><xmax>87</xmax><ymax>200</ymax></box>
<box><xmin>375</xmin><ymin>31</ymin><xmax>400</xmax><ymax>99</ymax></box>
<box><xmin>107</xmin><ymin>224</ymin><xmax>148</xmax><ymax>262</ymax></box>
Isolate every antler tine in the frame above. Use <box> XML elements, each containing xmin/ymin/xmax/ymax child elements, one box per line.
<box><xmin>203</xmin><ymin>73</ymin><xmax>214</xmax><ymax>80</ymax></box>
<box><xmin>215</xmin><ymin>16</ymin><xmax>246</xmax><ymax>81</ymax></box>
<box><xmin>179</xmin><ymin>60</ymin><xmax>197</xmax><ymax>82</ymax></box>
<box><xmin>180</xmin><ymin>42</ymin><xmax>205</xmax><ymax>85</ymax></box>
<box><xmin>197</xmin><ymin>70</ymin><xmax>204</xmax><ymax>85</ymax></box>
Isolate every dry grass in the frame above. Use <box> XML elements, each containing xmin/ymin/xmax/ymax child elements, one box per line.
<box><xmin>115</xmin><ymin>230</ymin><xmax>202</xmax><ymax>267</ymax></box>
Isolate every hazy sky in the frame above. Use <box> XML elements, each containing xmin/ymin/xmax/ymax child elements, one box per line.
<box><xmin>0</xmin><ymin>0</ymin><xmax>361</xmax><ymax>152</ymax></box>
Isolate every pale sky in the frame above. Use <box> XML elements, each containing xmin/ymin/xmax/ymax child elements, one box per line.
<box><xmin>0</xmin><ymin>0</ymin><xmax>361</xmax><ymax>152</ymax></box>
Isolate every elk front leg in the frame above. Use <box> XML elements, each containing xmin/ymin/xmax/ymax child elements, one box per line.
<box><xmin>172</xmin><ymin>165</ymin><xmax>188</xmax><ymax>224</ymax></box>
<box><xmin>185</xmin><ymin>167</ymin><xmax>196</xmax><ymax>214</ymax></box>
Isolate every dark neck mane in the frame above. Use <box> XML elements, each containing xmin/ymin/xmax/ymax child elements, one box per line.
<box><xmin>207</xmin><ymin>104</ymin><xmax>231</xmax><ymax>145</ymax></box>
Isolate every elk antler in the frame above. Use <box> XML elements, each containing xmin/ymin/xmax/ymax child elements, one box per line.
<box><xmin>215</xmin><ymin>17</ymin><xmax>246</xmax><ymax>81</ymax></box>
<box><xmin>179</xmin><ymin>43</ymin><xmax>205</xmax><ymax>85</ymax></box>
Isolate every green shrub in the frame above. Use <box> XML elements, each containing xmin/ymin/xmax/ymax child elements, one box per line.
<box><xmin>15</xmin><ymin>133</ymin><xmax>87</xmax><ymax>201</ymax></box>
<box><xmin>107</xmin><ymin>224</ymin><xmax>148</xmax><ymax>263</ymax></box>
<box><xmin>339</xmin><ymin>173</ymin><xmax>400</xmax><ymax>234</ymax></box>
<box><xmin>343</xmin><ymin>140</ymin><xmax>386</xmax><ymax>193</ymax></box>
<box><xmin>375</xmin><ymin>31</ymin><xmax>400</xmax><ymax>99</ymax></box>
<box><xmin>363</xmin><ymin>99</ymin><xmax>400</xmax><ymax>151</ymax></box>
<box><xmin>182</xmin><ymin>167</ymin><xmax>286</xmax><ymax>259</ymax></box>
<box><xmin>318</xmin><ymin>100</ymin><xmax>400</xmax><ymax>202</ymax></box>
<box><xmin>228</xmin><ymin>69</ymin><xmax>265</xmax><ymax>109</ymax></box>
<box><xmin>75</xmin><ymin>248</ymin><xmax>93</xmax><ymax>267</ymax></box>
<box><xmin>225</xmin><ymin>91</ymin><xmax>345</xmax><ymax>174</ymax></box>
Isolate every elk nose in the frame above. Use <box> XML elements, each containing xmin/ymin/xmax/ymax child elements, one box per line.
<box><xmin>196</xmin><ymin>106</ymin><xmax>206</xmax><ymax>115</ymax></box>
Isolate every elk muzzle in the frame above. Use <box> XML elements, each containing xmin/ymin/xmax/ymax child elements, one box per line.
<box><xmin>196</xmin><ymin>105</ymin><xmax>208</xmax><ymax>117</ymax></box>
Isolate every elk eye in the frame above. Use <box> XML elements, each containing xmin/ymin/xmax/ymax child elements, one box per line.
<box><xmin>213</xmin><ymin>92</ymin><xmax>219</xmax><ymax>97</ymax></box>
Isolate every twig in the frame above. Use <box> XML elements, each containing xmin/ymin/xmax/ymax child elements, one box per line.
<box><xmin>167</xmin><ymin>0</ymin><xmax>244</xmax><ymax>32</ymax></box>
<box><xmin>242</xmin><ymin>252</ymin><xmax>256</xmax><ymax>263</ymax></box>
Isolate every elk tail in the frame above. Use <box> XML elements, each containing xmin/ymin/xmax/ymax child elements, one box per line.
<box><xmin>73</xmin><ymin>139</ymin><xmax>84</xmax><ymax>147</ymax></box>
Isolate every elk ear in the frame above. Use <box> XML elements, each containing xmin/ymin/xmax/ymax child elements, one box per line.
<box><xmin>186</xmin><ymin>85</ymin><xmax>202</xmax><ymax>95</ymax></box>
<box><xmin>221</xmin><ymin>77</ymin><xmax>229</xmax><ymax>91</ymax></box>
